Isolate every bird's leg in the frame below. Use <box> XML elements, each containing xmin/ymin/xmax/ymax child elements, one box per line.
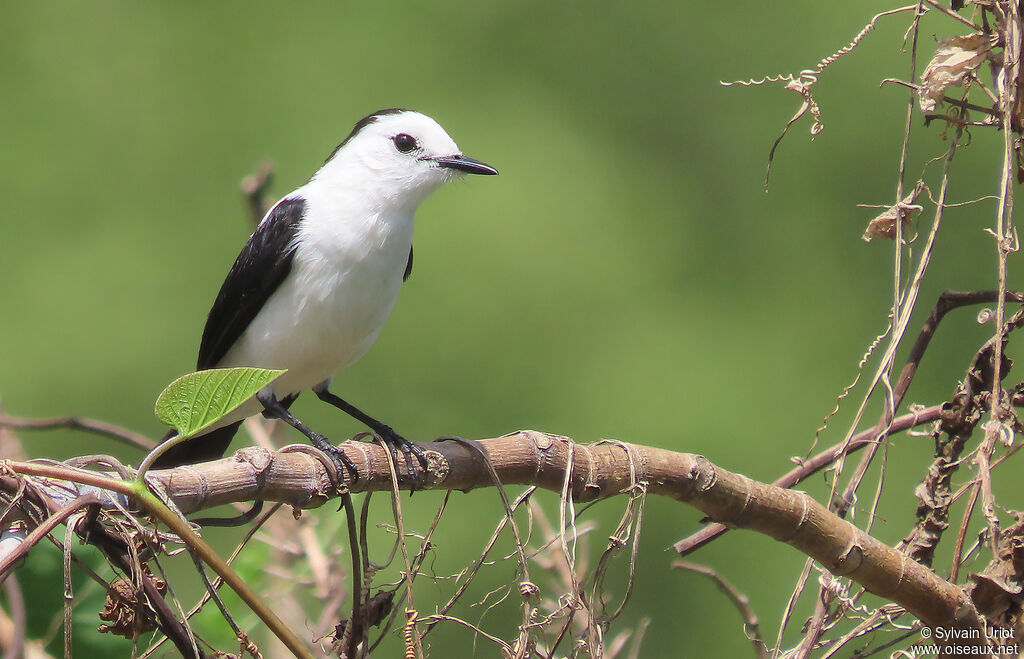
<box><xmin>260</xmin><ymin>392</ymin><xmax>298</xmax><ymax>418</ymax></box>
<box><xmin>256</xmin><ymin>390</ymin><xmax>358</xmax><ymax>482</ymax></box>
<box><xmin>313</xmin><ymin>387</ymin><xmax>427</xmax><ymax>488</ymax></box>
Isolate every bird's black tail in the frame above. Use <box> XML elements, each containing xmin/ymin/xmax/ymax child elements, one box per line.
<box><xmin>150</xmin><ymin>421</ymin><xmax>243</xmax><ymax>469</ymax></box>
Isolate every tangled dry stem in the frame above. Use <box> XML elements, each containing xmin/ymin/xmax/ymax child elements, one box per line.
<box><xmin>1</xmin><ymin>429</ymin><xmax>994</xmax><ymax>652</ymax></box>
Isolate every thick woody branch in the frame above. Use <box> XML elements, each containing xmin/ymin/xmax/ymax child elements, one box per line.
<box><xmin>122</xmin><ymin>431</ymin><xmax>986</xmax><ymax>636</ymax></box>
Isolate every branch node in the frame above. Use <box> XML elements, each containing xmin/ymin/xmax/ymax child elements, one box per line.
<box><xmin>834</xmin><ymin>541</ymin><xmax>866</xmax><ymax>575</ymax></box>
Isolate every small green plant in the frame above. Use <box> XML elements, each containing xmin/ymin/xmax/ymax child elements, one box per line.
<box><xmin>155</xmin><ymin>367</ymin><xmax>285</xmax><ymax>439</ymax></box>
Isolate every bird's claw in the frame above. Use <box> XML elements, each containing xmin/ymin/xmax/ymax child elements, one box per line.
<box><xmin>309</xmin><ymin>432</ymin><xmax>359</xmax><ymax>484</ymax></box>
<box><xmin>376</xmin><ymin>426</ymin><xmax>427</xmax><ymax>492</ymax></box>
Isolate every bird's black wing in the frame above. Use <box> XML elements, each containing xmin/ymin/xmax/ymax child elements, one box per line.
<box><xmin>197</xmin><ymin>197</ymin><xmax>306</xmax><ymax>369</ymax></box>
<box><xmin>403</xmin><ymin>245</ymin><xmax>413</xmax><ymax>282</ymax></box>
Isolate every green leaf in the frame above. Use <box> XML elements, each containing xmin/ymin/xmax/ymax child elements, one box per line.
<box><xmin>155</xmin><ymin>367</ymin><xmax>286</xmax><ymax>438</ymax></box>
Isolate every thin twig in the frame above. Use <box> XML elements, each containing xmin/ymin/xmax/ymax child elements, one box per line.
<box><xmin>673</xmin><ymin>561</ymin><xmax>769</xmax><ymax>659</ymax></box>
<box><xmin>922</xmin><ymin>0</ymin><xmax>983</xmax><ymax>29</ymax></box>
<box><xmin>819</xmin><ymin>604</ymin><xmax>907</xmax><ymax>659</ymax></box>
<box><xmin>378</xmin><ymin>438</ymin><xmax>422</xmax><ymax>659</ymax></box>
<box><xmin>240</xmin><ymin>161</ymin><xmax>274</xmax><ymax>227</ymax></box>
<box><xmin>831</xmin><ymin>105</ymin><xmax>965</xmax><ymax>520</ymax></box>
<box><xmin>1</xmin><ymin>576</ymin><xmax>26</xmax><ymax>659</ymax></box>
<box><xmin>421</xmin><ymin>488</ymin><xmax>536</xmax><ymax>638</ymax></box>
<box><xmin>341</xmin><ymin>494</ymin><xmax>363</xmax><ymax>659</ymax></box>
<box><xmin>975</xmin><ymin>0</ymin><xmax>1021</xmax><ymax>560</ymax></box>
<box><xmin>773</xmin><ymin>558</ymin><xmax>814</xmax><ymax>657</ymax></box>
<box><xmin>0</xmin><ymin>414</ymin><xmax>154</xmax><ymax>451</ymax></box>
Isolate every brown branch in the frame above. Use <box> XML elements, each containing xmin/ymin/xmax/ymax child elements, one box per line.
<box><xmin>0</xmin><ymin>495</ymin><xmax>99</xmax><ymax>582</ymax></box>
<box><xmin>902</xmin><ymin>306</ymin><xmax>1024</xmax><ymax>569</ymax></box>
<box><xmin>888</xmin><ymin>291</ymin><xmax>1024</xmax><ymax>428</ymax></box>
<box><xmin>0</xmin><ymin>414</ymin><xmax>155</xmax><ymax>451</ymax></box>
<box><xmin>835</xmin><ymin>290</ymin><xmax>1024</xmax><ymax>517</ymax></box>
<box><xmin>949</xmin><ymin>309</ymin><xmax>1024</xmax><ymax>582</ymax></box>
<box><xmin>675</xmin><ymin>290</ymin><xmax>1024</xmax><ymax>556</ymax></box>
<box><xmin>674</xmin><ymin>404</ymin><xmax>944</xmax><ymax>555</ymax></box>
<box><xmin>4</xmin><ymin>432</ymin><xmax>990</xmax><ymax>642</ymax></box>
<box><xmin>900</xmin><ymin>396</ymin><xmax>978</xmax><ymax>566</ymax></box>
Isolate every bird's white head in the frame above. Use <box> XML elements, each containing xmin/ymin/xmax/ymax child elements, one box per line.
<box><xmin>313</xmin><ymin>108</ymin><xmax>497</xmax><ymax>210</ymax></box>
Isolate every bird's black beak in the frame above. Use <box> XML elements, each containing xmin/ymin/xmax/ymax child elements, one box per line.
<box><xmin>433</xmin><ymin>154</ymin><xmax>499</xmax><ymax>175</ymax></box>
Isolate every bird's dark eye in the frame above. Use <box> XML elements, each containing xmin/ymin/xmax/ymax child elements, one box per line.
<box><xmin>392</xmin><ymin>133</ymin><xmax>418</xmax><ymax>153</ymax></box>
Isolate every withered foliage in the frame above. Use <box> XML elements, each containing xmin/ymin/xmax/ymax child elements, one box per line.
<box><xmin>9</xmin><ymin>3</ymin><xmax>1024</xmax><ymax>659</ymax></box>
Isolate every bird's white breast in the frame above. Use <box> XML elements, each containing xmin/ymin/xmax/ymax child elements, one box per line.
<box><xmin>220</xmin><ymin>183</ymin><xmax>414</xmax><ymax>398</ymax></box>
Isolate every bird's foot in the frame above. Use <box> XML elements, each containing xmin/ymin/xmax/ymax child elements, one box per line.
<box><xmin>374</xmin><ymin>425</ymin><xmax>427</xmax><ymax>492</ymax></box>
<box><xmin>309</xmin><ymin>431</ymin><xmax>360</xmax><ymax>484</ymax></box>
<box><xmin>254</xmin><ymin>390</ymin><xmax>359</xmax><ymax>486</ymax></box>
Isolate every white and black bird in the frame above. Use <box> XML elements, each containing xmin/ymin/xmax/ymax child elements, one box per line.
<box><xmin>153</xmin><ymin>108</ymin><xmax>497</xmax><ymax>480</ymax></box>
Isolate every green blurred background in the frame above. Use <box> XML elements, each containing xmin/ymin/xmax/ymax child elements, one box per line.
<box><xmin>3</xmin><ymin>1</ymin><xmax>1020</xmax><ymax>656</ymax></box>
